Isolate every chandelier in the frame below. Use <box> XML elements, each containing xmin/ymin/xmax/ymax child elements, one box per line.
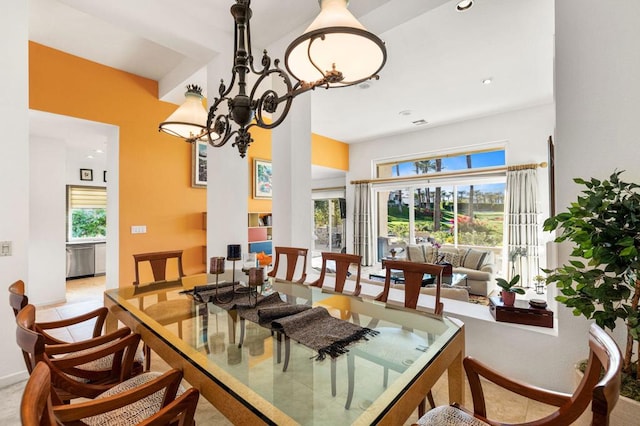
<box><xmin>159</xmin><ymin>0</ymin><xmax>386</xmax><ymax>158</ymax></box>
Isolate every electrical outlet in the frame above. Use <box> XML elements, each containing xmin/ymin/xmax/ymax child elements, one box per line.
<box><xmin>131</xmin><ymin>226</ymin><xmax>147</xmax><ymax>234</ymax></box>
<box><xmin>0</xmin><ymin>241</ymin><xmax>12</xmax><ymax>256</ymax></box>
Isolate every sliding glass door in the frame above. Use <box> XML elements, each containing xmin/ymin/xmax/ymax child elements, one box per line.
<box><xmin>375</xmin><ymin>180</ymin><xmax>505</xmax><ymax>272</ymax></box>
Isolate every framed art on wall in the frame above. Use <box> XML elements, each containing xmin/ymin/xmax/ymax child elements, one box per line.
<box><xmin>253</xmin><ymin>159</ymin><xmax>272</xmax><ymax>199</ymax></box>
<box><xmin>80</xmin><ymin>168</ymin><xmax>93</xmax><ymax>181</ymax></box>
<box><xmin>192</xmin><ymin>140</ymin><xmax>207</xmax><ymax>188</ymax></box>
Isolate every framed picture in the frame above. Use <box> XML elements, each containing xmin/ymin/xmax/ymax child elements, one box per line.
<box><xmin>253</xmin><ymin>159</ymin><xmax>272</xmax><ymax>199</ymax></box>
<box><xmin>192</xmin><ymin>140</ymin><xmax>207</xmax><ymax>188</ymax></box>
<box><xmin>80</xmin><ymin>168</ymin><xmax>93</xmax><ymax>181</ymax></box>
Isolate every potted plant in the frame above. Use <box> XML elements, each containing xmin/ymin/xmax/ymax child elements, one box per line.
<box><xmin>543</xmin><ymin>170</ymin><xmax>640</xmax><ymax>407</ymax></box>
<box><xmin>533</xmin><ymin>274</ymin><xmax>546</xmax><ymax>295</ymax></box>
<box><xmin>496</xmin><ymin>274</ymin><xmax>525</xmax><ymax>306</ymax></box>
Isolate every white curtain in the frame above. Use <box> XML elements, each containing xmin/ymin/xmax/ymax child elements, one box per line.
<box><xmin>506</xmin><ymin>168</ymin><xmax>540</xmax><ymax>286</ymax></box>
<box><xmin>353</xmin><ymin>183</ymin><xmax>374</xmax><ymax>266</ymax></box>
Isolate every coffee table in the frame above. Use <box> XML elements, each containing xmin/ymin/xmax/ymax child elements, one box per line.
<box><xmin>368</xmin><ymin>269</ymin><xmax>468</xmax><ymax>289</ymax></box>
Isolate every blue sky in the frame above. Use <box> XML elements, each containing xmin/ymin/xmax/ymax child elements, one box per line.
<box><xmin>394</xmin><ymin>150</ymin><xmax>505</xmax><ymax>175</ymax></box>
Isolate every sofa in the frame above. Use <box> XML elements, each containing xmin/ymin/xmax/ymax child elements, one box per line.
<box><xmin>405</xmin><ymin>244</ymin><xmax>497</xmax><ymax>296</ymax></box>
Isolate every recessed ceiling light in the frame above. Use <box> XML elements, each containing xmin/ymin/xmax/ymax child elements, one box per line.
<box><xmin>95</xmin><ymin>149</ymin><xmax>104</xmax><ymax>154</ymax></box>
<box><xmin>412</xmin><ymin>119</ymin><xmax>428</xmax><ymax>126</ymax></box>
<box><xmin>456</xmin><ymin>0</ymin><xmax>474</xmax><ymax>12</ymax></box>
<box><xmin>399</xmin><ymin>110</ymin><xmax>412</xmax><ymax>116</ymax></box>
<box><xmin>87</xmin><ymin>155</ymin><xmax>94</xmax><ymax>159</ymax></box>
<box><xmin>482</xmin><ymin>78</ymin><xmax>493</xmax><ymax>85</ymax></box>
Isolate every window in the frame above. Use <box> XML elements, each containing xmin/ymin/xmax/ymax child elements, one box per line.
<box><xmin>67</xmin><ymin>185</ymin><xmax>107</xmax><ymax>241</ymax></box>
<box><xmin>374</xmin><ymin>148</ymin><xmax>506</xmax><ymax>271</ymax></box>
<box><xmin>313</xmin><ymin>198</ymin><xmax>345</xmax><ymax>253</ymax></box>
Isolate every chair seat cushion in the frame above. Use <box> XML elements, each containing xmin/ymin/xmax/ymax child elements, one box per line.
<box><xmin>82</xmin><ymin>372</ymin><xmax>185</xmax><ymax>425</ymax></box>
<box><xmin>417</xmin><ymin>406</ymin><xmax>489</xmax><ymax>426</ymax></box>
<box><xmin>60</xmin><ymin>344</ymin><xmax>145</xmax><ymax>382</ymax></box>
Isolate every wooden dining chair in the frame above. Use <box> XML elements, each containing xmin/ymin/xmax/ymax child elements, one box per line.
<box><xmin>21</xmin><ymin>361</ymin><xmax>199</xmax><ymax>426</ymax></box>
<box><xmin>9</xmin><ymin>280</ymin><xmax>146</xmax><ymax>375</ymax></box>
<box><xmin>267</xmin><ymin>246</ymin><xmax>308</xmax><ymax>283</ymax></box>
<box><xmin>376</xmin><ymin>260</ymin><xmax>445</xmax><ymax>316</ymax></box>
<box><xmin>16</xmin><ymin>304</ymin><xmax>142</xmax><ymax>401</ymax></box>
<box><xmin>133</xmin><ymin>250</ymin><xmax>185</xmax><ymax>286</ymax></box>
<box><xmin>9</xmin><ymin>279</ymin><xmax>28</xmax><ymax>316</ymax></box>
<box><xmin>374</xmin><ymin>260</ymin><xmax>445</xmax><ymax>416</ymax></box>
<box><xmin>416</xmin><ymin>323</ymin><xmax>622</xmax><ymax>426</ymax></box>
<box><xmin>310</xmin><ymin>252</ymin><xmax>363</xmax><ymax>296</ymax></box>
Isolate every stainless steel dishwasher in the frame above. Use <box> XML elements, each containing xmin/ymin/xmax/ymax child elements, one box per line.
<box><xmin>66</xmin><ymin>244</ymin><xmax>96</xmax><ymax>278</ymax></box>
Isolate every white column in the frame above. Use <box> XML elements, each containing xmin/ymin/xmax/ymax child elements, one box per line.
<box><xmin>29</xmin><ymin>137</ymin><xmax>66</xmax><ymax>305</ymax></box>
<box><xmin>0</xmin><ymin>0</ymin><xmax>30</xmax><ymax>385</ymax></box>
<box><xmin>206</xmin><ymin>54</ymin><xmax>249</xmax><ymax>266</ymax></box>
<box><xmin>271</xmin><ymin>93</ymin><xmax>313</xmax><ymax>252</ymax></box>
<box><xmin>552</xmin><ymin>0</ymin><xmax>640</xmax><ymax>386</ymax></box>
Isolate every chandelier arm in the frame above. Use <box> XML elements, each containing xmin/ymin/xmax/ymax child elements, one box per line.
<box><xmin>305</xmin><ymin>34</ymin><xmax>328</xmax><ymax>79</ymax></box>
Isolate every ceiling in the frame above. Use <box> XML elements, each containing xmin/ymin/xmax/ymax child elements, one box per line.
<box><xmin>28</xmin><ymin>0</ymin><xmax>554</xmax><ymax>177</ymax></box>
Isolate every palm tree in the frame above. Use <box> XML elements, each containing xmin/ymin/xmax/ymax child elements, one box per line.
<box><xmin>466</xmin><ymin>154</ymin><xmax>475</xmax><ymax>222</ymax></box>
<box><xmin>434</xmin><ymin>159</ymin><xmax>443</xmax><ymax>231</ymax></box>
<box><xmin>394</xmin><ymin>164</ymin><xmax>403</xmax><ymax>213</ymax></box>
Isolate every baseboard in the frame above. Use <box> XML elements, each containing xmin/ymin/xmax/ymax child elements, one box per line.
<box><xmin>0</xmin><ymin>369</ymin><xmax>29</xmax><ymax>389</ymax></box>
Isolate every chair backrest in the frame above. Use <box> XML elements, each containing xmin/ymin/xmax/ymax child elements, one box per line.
<box><xmin>577</xmin><ymin>324</ymin><xmax>622</xmax><ymax>425</ymax></box>
<box><xmin>9</xmin><ymin>279</ymin><xmax>28</xmax><ymax>317</ymax></box>
<box><xmin>15</xmin><ymin>304</ymin><xmax>45</xmax><ymax>373</ymax></box>
<box><xmin>267</xmin><ymin>246</ymin><xmax>308</xmax><ymax>283</ymax></box>
<box><xmin>20</xmin><ymin>361</ymin><xmax>57</xmax><ymax>426</ymax></box>
<box><xmin>133</xmin><ymin>250</ymin><xmax>185</xmax><ymax>286</ymax></box>
<box><xmin>311</xmin><ymin>252</ymin><xmax>362</xmax><ymax>296</ymax></box>
<box><xmin>376</xmin><ymin>260</ymin><xmax>444</xmax><ymax>315</ymax></box>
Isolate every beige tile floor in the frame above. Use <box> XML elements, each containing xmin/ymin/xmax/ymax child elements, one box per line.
<box><xmin>2</xmin><ymin>275</ymin><xmax>559</xmax><ymax>425</ymax></box>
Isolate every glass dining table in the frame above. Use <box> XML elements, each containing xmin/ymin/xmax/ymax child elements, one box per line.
<box><xmin>104</xmin><ymin>271</ymin><xmax>465</xmax><ymax>425</ymax></box>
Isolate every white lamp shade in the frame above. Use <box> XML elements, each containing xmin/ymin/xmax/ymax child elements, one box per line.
<box><xmin>159</xmin><ymin>90</ymin><xmax>210</xmax><ymax>140</ymax></box>
<box><xmin>285</xmin><ymin>0</ymin><xmax>386</xmax><ymax>87</ymax></box>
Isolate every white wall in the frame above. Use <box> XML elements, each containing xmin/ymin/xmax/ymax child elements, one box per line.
<box><xmin>0</xmin><ymin>0</ymin><xmax>31</xmax><ymax>386</ymax></box>
<box><xmin>29</xmin><ymin>137</ymin><xmax>67</xmax><ymax>305</ymax></box>
<box><xmin>554</xmin><ymin>0</ymin><xmax>640</xmax><ymax>371</ymax></box>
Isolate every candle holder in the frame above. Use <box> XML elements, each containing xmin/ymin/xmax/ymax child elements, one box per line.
<box><xmin>227</xmin><ymin>244</ymin><xmax>242</xmax><ymax>285</ymax></box>
<box><xmin>210</xmin><ymin>256</ymin><xmax>234</xmax><ymax>303</ymax></box>
<box><xmin>246</xmin><ymin>267</ymin><xmax>264</xmax><ymax>307</ymax></box>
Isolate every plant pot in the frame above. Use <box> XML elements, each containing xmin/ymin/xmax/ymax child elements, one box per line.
<box><xmin>501</xmin><ymin>290</ymin><xmax>516</xmax><ymax>306</ymax></box>
<box><xmin>574</xmin><ymin>364</ymin><xmax>640</xmax><ymax>425</ymax></box>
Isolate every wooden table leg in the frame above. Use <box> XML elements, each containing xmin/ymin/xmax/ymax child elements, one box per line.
<box><xmin>447</xmin><ymin>335</ymin><xmax>465</xmax><ymax>405</ymax></box>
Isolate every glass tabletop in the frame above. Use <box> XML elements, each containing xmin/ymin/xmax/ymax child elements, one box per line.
<box><xmin>105</xmin><ymin>272</ymin><xmax>463</xmax><ymax>425</ymax></box>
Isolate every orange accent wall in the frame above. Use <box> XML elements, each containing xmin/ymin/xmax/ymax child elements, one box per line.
<box><xmin>29</xmin><ymin>42</ymin><xmax>206</xmax><ymax>286</ymax></box>
<box><xmin>311</xmin><ymin>134</ymin><xmax>349</xmax><ymax>171</ymax></box>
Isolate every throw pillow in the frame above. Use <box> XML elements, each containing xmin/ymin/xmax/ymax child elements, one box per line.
<box><xmin>424</xmin><ymin>246</ymin><xmax>438</xmax><ymax>264</ymax></box>
<box><xmin>439</xmin><ymin>251</ymin><xmax>461</xmax><ymax>267</ymax></box>
<box><xmin>461</xmin><ymin>249</ymin><xmax>487</xmax><ymax>270</ymax></box>
<box><xmin>406</xmin><ymin>245</ymin><xmax>426</xmax><ymax>262</ymax></box>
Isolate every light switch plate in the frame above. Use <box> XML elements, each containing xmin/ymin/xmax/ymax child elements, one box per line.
<box><xmin>0</xmin><ymin>241</ymin><xmax>12</xmax><ymax>256</ymax></box>
<box><xmin>131</xmin><ymin>226</ymin><xmax>147</xmax><ymax>234</ymax></box>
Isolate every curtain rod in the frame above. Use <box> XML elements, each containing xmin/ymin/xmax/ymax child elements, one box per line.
<box><xmin>311</xmin><ymin>186</ymin><xmax>346</xmax><ymax>192</ymax></box>
<box><xmin>350</xmin><ymin>162</ymin><xmax>547</xmax><ymax>185</ymax></box>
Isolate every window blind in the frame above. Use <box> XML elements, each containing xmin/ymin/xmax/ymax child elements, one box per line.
<box><xmin>68</xmin><ymin>186</ymin><xmax>107</xmax><ymax>209</ymax></box>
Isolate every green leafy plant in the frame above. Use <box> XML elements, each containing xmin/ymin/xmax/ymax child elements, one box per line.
<box><xmin>543</xmin><ymin>170</ymin><xmax>640</xmax><ymax>393</ymax></box>
<box><xmin>495</xmin><ymin>274</ymin><xmax>525</xmax><ymax>294</ymax></box>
